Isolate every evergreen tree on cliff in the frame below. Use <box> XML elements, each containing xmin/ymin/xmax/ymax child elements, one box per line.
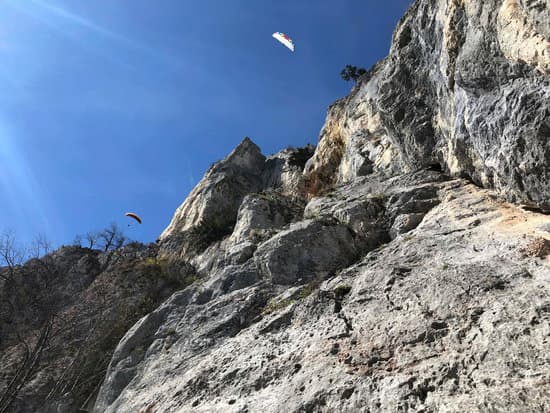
<box><xmin>340</xmin><ymin>65</ymin><xmax>367</xmax><ymax>82</ymax></box>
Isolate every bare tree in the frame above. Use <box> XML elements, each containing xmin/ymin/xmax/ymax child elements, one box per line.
<box><xmin>0</xmin><ymin>232</ymin><xmax>62</xmax><ymax>412</ymax></box>
<box><xmin>0</xmin><ymin>231</ymin><xmax>24</xmax><ymax>283</ymax></box>
<box><xmin>85</xmin><ymin>232</ymin><xmax>98</xmax><ymax>249</ymax></box>
<box><xmin>0</xmin><ymin>230</ymin><xmax>124</xmax><ymax>411</ymax></box>
<box><xmin>97</xmin><ymin>223</ymin><xmax>126</xmax><ymax>252</ymax></box>
<box><xmin>76</xmin><ymin>224</ymin><xmax>126</xmax><ymax>252</ymax></box>
<box><xmin>29</xmin><ymin>233</ymin><xmax>52</xmax><ymax>260</ymax></box>
<box><xmin>0</xmin><ymin>316</ymin><xmax>55</xmax><ymax>413</ymax></box>
<box><xmin>72</xmin><ymin>234</ymin><xmax>83</xmax><ymax>248</ymax></box>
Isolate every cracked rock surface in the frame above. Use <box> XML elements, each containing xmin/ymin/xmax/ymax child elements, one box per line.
<box><xmin>304</xmin><ymin>0</ymin><xmax>550</xmax><ymax>210</ymax></box>
<box><xmin>95</xmin><ymin>168</ymin><xmax>550</xmax><ymax>413</ymax></box>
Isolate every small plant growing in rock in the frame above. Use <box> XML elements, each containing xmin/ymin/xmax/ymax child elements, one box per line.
<box><xmin>186</xmin><ymin>219</ymin><xmax>235</xmax><ymax>254</ymax></box>
<box><xmin>297</xmin><ymin>280</ymin><xmax>322</xmax><ymax>299</ymax></box>
<box><xmin>138</xmin><ymin>297</ymin><xmax>156</xmax><ymax>314</ymax></box>
<box><xmin>137</xmin><ymin>257</ymin><xmax>167</xmax><ymax>277</ymax></box>
<box><xmin>370</xmin><ymin>192</ymin><xmax>386</xmax><ymax>201</ymax></box>
<box><xmin>333</xmin><ymin>284</ymin><xmax>352</xmax><ymax>299</ymax></box>
<box><xmin>262</xmin><ymin>281</ymin><xmax>321</xmax><ymax>315</ymax></box>
<box><xmin>257</xmin><ymin>191</ymin><xmax>279</xmax><ymax>203</ymax></box>
<box><xmin>262</xmin><ymin>298</ymin><xmax>294</xmax><ymax>315</ymax></box>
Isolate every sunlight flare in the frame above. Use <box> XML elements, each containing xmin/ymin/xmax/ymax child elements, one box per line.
<box><xmin>0</xmin><ymin>120</ymin><xmax>55</xmax><ymax>238</ymax></box>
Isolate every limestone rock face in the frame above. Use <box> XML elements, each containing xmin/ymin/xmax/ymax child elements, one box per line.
<box><xmin>304</xmin><ymin>0</ymin><xmax>550</xmax><ymax>210</ymax></box>
<box><xmin>263</xmin><ymin>145</ymin><xmax>315</xmax><ymax>195</ymax></box>
<box><xmin>230</xmin><ymin>193</ymin><xmax>304</xmax><ymax>244</ymax></box>
<box><xmin>94</xmin><ymin>170</ymin><xmax>550</xmax><ymax>413</ymax></box>
<box><xmin>498</xmin><ymin>0</ymin><xmax>550</xmax><ymax>74</ymax></box>
<box><xmin>159</xmin><ymin>139</ymin><xmax>314</xmax><ymax>260</ymax></box>
<box><xmin>158</xmin><ymin>138</ymin><xmax>267</xmax><ymax>256</ymax></box>
<box><xmin>90</xmin><ymin>2</ymin><xmax>550</xmax><ymax>410</ymax></box>
<box><xmin>253</xmin><ymin>218</ymin><xmax>361</xmax><ymax>286</ymax></box>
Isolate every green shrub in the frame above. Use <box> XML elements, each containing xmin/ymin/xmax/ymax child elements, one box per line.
<box><xmin>262</xmin><ymin>280</ymin><xmax>321</xmax><ymax>315</ymax></box>
<box><xmin>340</xmin><ymin>65</ymin><xmax>367</xmax><ymax>82</ymax></box>
<box><xmin>288</xmin><ymin>147</ymin><xmax>313</xmax><ymax>168</ymax></box>
<box><xmin>185</xmin><ymin>219</ymin><xmax>234</xmax><ymax>254</ymax></box>
<box><xmin>136</xmin><ymin>257</ymin><xmax>199</xmax><ymax>287</ymax></box>
<box><xmin>296</xmin><ymin>281</ymin><xmax>320</xmax><ymax>299</ymax></box>
<box><xmin>333</xmin><ymin>284</ymin><xmax>352</xmax><ymax>299</ymax></box>
<box><xmin>262</xmin><ymin>298</ymin><xmax>294</xmax><ymax>315</ymax></box>
<box><xmin>370</xmin><ymin>192</ymin><xmax>386</xmax><ymax>200</ymax></box>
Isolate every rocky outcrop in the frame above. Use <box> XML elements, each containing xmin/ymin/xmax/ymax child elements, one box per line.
<box><xmin>304</xmin><ymin>0</ymin><xmax>550</xmax><ymax>211</ymax></box>
<box><xmin>158</xmin><ymin>138</ymin><xmax>267</xmax><ymax>258</ymax></box>
<box><xmin>254</xmin><ymin>218</ymin><xmax>362</xmax><ymax>285</ymax></box>
<box><xmin>159</xmin><ymin>139</ymin><xmax>313</xmax><ymax>260</ymax></box>
<box><xmin>498</xmin><ymin>0</ymin><xmax>550</xmax><ymax>74</ymax></box>
<box><xmin>230</xmin><ymin>193</ymin><xmax>304</xmax><ymax>244</ymax></box>
<box><xmin>94</xmin><ymin>169</ymin><xmax>550</xmax><ymax>413</ymax></box>
<box><xmin>263</xmin><ymin>145</ymin><xmax>315</xmax><ymax>195</ymax></box>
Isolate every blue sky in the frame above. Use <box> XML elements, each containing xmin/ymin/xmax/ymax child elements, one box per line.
<box><xmin>0</xmin><ymin>0</ymin><xmax>412</xmax><ymax>248</ymax></box>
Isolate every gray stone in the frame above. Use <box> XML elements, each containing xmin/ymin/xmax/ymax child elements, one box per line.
<box><xmin>389</xmin><ymin>212</ymin><xmax>426</xmax><ymax>239</ymax></box>
<box><xmin>262</xmin><ymin>145</ymin><xmax>314</xmax><ymax>195</ymax></box>
<box><xmin>254</xmin><ymin>218</ymin><xmax>360</xmax><ymax>285</ymax></box>
<box><xmin>159</xmin><ymin>137</ymin><xmax>267</xmax><ymax>258</ymax></box>
<box><xmin>230</xmin><ymin>193</ymin><xmax>304</xmax><ymax>244</ymax></box>
<box><xmin>303</xmin><ymin>0</ymin><xmax>550</xmax><ymax>210</ymax></box>
<box><xmin>95</xmin><ymin>176</ymin><xmax>550</xmax><ymax>413</ymax></box>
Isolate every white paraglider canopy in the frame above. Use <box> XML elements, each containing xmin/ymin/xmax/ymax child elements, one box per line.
<box><xmin>272</xmin><ymin>32</ymin><xmax>294</xmax><ymax>52</ymax></box>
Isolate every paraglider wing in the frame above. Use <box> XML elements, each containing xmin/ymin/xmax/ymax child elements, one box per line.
<box><xmin>272</xmin><ymin>32</ymin><xmax>294</xmax><ymax>52</ymax></box>
<box><xmin>125</xmin><ymin>212</ymin><xmax>142</xmax><ymax>224</ymax></box>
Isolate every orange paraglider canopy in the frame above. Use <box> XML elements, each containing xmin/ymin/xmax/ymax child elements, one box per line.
<box><xmin>125</xmin><ymin>212</ymin><xmax>142</xmax><ymax>224</ymax></box>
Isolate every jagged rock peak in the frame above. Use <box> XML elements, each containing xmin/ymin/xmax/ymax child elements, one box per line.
<box><xmin>158</xmin><ymin>138</ymin><xmax>314</xmax><ymax>257</ymax></box>
<box><xmin>215</xmin><ymin>136</ymin><xmax>265</xmax><ymax>174</ymax></box>
<box><xmin>158</xmin><ymin>137</ymin><xmax>266</xmax><ymax>246</ymax></box>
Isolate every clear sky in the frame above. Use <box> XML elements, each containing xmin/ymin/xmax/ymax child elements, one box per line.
<box><xmin>0</xmin><ymin>0</ymin><xmax>412</xmax><ymax>248</ymax></box>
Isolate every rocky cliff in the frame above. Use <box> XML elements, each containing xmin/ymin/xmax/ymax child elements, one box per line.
<box><xmin>305</xmin><ymin>0</ymin><xmax>550</xmax><ymax>209</ymax></box>
<box><xmin>93</xmin><ymin>167</ymin><xmax>550</xmax><ymax>412</ymax></box>
<box><xmin>92</xmin><ymin>0</ymin><xmax>550</xmax><ymax>410</ymax></box>
<box><xmin>1</xmin><ymin>0</ymin><xmax>549</xmax><ymax>412</ymax></box>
